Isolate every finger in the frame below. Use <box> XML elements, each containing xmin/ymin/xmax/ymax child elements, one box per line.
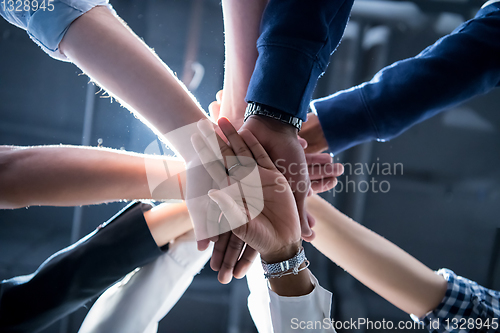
<box><xmin>218</xmin><ymin>233</ymin><xmax>246</xmax><ymax>284</ymax></box>
<box><xmin>307</xmin><ymin>211</ymin><xmax>316</xmax><ymax>229</ymax></box>
<box><xmin>309</xmin><ymin>163</ymin><xmax>343</xmax><ymax>181</ymax></box>
<box><xmin>302</xmin><ymin>229</ymin><xmax>316</xmax><ymax>243</ymax></box>
<box><xmin>208</xmin><ymin>189</ymin><xmax>248</xmax><ymax>230</ymax></box>
<box><xmin>218</xmin><ymin>117</ymin><xmax>253</xmax><ymax>162</ymax></box>
<box><xmin>305</xmin><ymin>153</ymin><xmax>332</xmax><ymax>166</ymax></box>
<box><xmin>207</xmin><ymin>195</ymin><xmax>222</xmax><ymax>240</ymax></box>
<box><xmin>198</xmin><ymin>119</ymin><xmax>241</xmax><ymax>174</ymax></box>
<box><xmin>209</xmin><ymin>101</ymin><xmax>221</xmax><ymax>120</ymax></box>
<box><xmin>233</xmin><ymin>245</ymin><xmax>258</xmax><ymax>279</ymax></box>
<box><xmin>333</xmin><ymin>163</ymin><xmax>345</xmax><ymax>176</ymax></box>
<box><xmin>197</xmin><ymin>119</ymin><xmax>224</xmax><ymax>161</ymax></box>
<box><xmin>311</xmin><ymin>177</ymin><xmax>338</xmax><ymax>193</ymax></box>
<box><xmin>238</xmin><ymin>130</ymin><xmax>276</xmax><ymax>170</ymax></box>
<box><xmin>295</xmin><ymin>184</ymin><xmax>314</xmax><ymax>239</ymax></box>
<box><xmin>216</xmin><ymin>89</ymin><xmax>223</xmax><ymax>102</ymax></box>
<box><xmin>299</xmin><ymin>209</ymin><xmax>313</xmax><ymax>239</ymax></box>
<box><xmin>197</xmin><ymin>239</ymin><xmax>210</xmax><ymax>251</ymax></box>
<box><xmin>210</xmin><ymin>231</ymin><xmax>231</xmax><ymax>271</ymax></box>
<box><xmin>298</xmin><ymin>136</ymin><xmax>308</xmax><ymax>149</ymax></box>
<box><xmin>191</xmin><ymin>133</ymin><xmax>227</xmax><ymax>184</ymax></box>
<box><xmin>307</xmin><ymin>187</ymin><xmax>314</xmax><ymax>197</ymax></box>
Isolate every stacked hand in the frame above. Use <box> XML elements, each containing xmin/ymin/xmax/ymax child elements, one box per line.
<box><xmin>192</xmin><ymin>118</ymin><xmax>302</xmax><ymax>265</ymax></box>
<box><xmin>192</xmin><ymin>94</ymin><xmax>343</xmax><ymax>283</ymax></box>
<box><xmin>211</xmin><ymin>91</ymin><xmax>314</xmax><ymax>240</ymax></box>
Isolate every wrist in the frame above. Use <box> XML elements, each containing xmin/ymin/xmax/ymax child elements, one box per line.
<box><xmin>245</xmin><ymin>102</ymin><xmax>302</xmax><ymax>132</ymax></box>
<box><xmin>260</xmin><ymin>241</ymin><xmax>302</xmax><ymax>264</ymax></box>
<box><xmin>302</xmin><ymin>113</ymin><xmax>328</xmax><ymax>153</ymax></box>
<box><xmin>243</xmin><ymin>115</ymin><xmax>298</xmax><ymax>144</ymax></box>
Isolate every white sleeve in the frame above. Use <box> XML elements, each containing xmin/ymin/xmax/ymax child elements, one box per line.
<box><xmin>78</xmin><ymin>231</ymin><xmax>212</xmax><ymax>333</ymax></box>
<box><xmin>268</xmin><ymin>272</ymin><xmax>335</xmax><ymax>333</ymax></box>
<box><xmin>246</xmin><ymin>255</ymin><xmax>274</xmax><ymax>333</ymax></box>
<box><xmin>247</xmin><ymin>258</ymin><xmax>336</xmax><ymax>333</ymax></box>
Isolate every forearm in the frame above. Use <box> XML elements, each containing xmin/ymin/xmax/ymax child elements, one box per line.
<box><xmin>0</xmin><ymin>145</ymin><xmax>186</xmax><ymax>209</ymax></box>
<box><xmin>143</xmin><ymin>202</ymin><xmax>192</xmax><ymax>248</ymax></box>
<box><xmin>220</xmin><ymin>0</ymin><xmax>267</xmax><ymax>126</ymax></box>
<box><xmin>308</xmin><ymin>195</ymin><xmax>447</xmax><ymax>318</ymax></box>
<box><xmin>313</xmin><ymin>5</ymin><xmax>500</xmax><ymax>154</ymax></box>
<box><xmin>59</xmin><ymin>6</ymin><xmax>209</xmax><ymax>162</ymax></box>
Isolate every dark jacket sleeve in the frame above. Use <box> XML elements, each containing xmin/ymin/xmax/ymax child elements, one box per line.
<box><xmin>245</xmin><ymin>0</ymin><xmax>355</xmax><ymax>121</ymax></box>
<box><xmin>0</xmin><ymin>202</ymin><xmax>165</xmax><ymax>333</ymax></box>
<box><xmin>312</xmin><ymin>4</ymin><xmax>500</xmax><ymax>155</ymax></box>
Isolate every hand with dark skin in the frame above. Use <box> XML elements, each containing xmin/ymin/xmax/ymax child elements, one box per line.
<box><xmin>210</xmin><ymin>91</ymin><xmax>320</xmax><ymax>240</ymax></box>
<box><xmin>240</xmin><ymin>115</ymin><xmax>314</xmax><ymax>239</ymax></box>
<box><xmin>193</xmin><ymin>118</ymin><xmax>314</xmax><ymax>296</ymax></box>
<box><xmin>208</xmin><ymin>95</ymin><xmax>343</xmax><ymax>283</ymax></box>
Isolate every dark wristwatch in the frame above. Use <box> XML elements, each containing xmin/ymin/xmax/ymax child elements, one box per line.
<box><xmin>244</xmin><ymin>102</ymin><xmax>303</xmax><ymax>131</ymax></box>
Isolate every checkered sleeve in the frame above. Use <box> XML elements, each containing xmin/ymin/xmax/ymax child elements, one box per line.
<box><xmin>412</xmin><ymin>268</ymin><xmax>500</xmax><ymax>333</ymax></box>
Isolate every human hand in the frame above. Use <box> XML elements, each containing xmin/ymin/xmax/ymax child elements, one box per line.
<box><xmin>162</xmin><ymin>120</ymin><xmax>242</xmax><ymax>251</ymax></box>
<box><xmin>204</xmin><ymin>145</ymin><xmax>343</xmax><ymax>283</ymax></box>
<box><xmin>209</xmin><ymin>90</ymin><xmax>244</xmax><ymax>130</ymax></box>
<box><xmin>204</xmin><ymin>95</ymin><xmax>341</xmax><ymax>282</ymax></box>
<box><xmin>207</xmin><ymin>148</ymin><xmax>344</xmax><ymax>283</ymax></box>
<box><xmin>306</xmin><ymin>153</ymin><xmax>344</xmax><ymax>194</ymax></box>
<box><xmin>240</xmin><ymin>115</ymin><xmax>314</xmax><ymax>241</ymax></box>
<box><xmin>299</xmin><ymin>113</ymin><xmax>329</xmax><ymax>154</ymax></box>
<box><xmin>192</xmin><ymin>118</ymin><xmax>302</xmax><ymax>278</ymax></box>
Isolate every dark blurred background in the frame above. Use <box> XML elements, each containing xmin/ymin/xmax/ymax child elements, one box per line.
<box><xmin>0</xmin><ymin>0</ymin><xmax>499</xmax><ymax>332</ymax></box>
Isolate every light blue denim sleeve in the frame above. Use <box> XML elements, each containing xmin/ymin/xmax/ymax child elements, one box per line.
<box><xmin>0</xmin><ymin>0</ymin><xmax>114</xmax><ymax>61</ymax></box>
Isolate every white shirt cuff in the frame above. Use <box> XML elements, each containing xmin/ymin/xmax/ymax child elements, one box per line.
<box><xmin>268</xmin><ymin>272</ymin><xmax>335</xmax><ymax>332</ymax></box>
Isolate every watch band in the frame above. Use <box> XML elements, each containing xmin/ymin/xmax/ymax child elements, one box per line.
<box><xmin>261</xmin><ymin>247</ymin><xmax>307</xmax><ymax>279</ymax></box>
<box><xmin>244</xmin><ymin>102</ymin><xmax>303</xmax><ymax>131</ymax></box>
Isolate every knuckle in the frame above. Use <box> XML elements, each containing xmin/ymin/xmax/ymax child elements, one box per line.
<box><xmin>235</xmin><ymin>146</ymin><xmax>248</xmax><ymax>155</ymax></box>
<box><xmin>221</xmin><ymin>261</ymin><xmax>235</xmax><ymax>271</ymax></box>
<box><xmin>228</xmin><ymin>237</ymin><xmax>243</xmax><ymax>251</ymax></box>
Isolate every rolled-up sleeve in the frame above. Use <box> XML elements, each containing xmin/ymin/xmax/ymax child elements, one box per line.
<box><xmin>412</xmin><ymin>268</ymin><xmax>500</xmax><ymax>333</ymax></box>
<box><xmin>0</xmin><ymin>0</ymin><xmax>114</xmax><ymax>61</ymax></box>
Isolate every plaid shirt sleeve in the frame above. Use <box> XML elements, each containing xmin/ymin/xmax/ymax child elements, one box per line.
<box><xmin>412</xmin><ymin>268</ymin><xmax>500</xmax><ymax>333</ymax></box>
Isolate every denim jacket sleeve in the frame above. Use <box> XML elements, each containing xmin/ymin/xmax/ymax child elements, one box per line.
<box><xmin>311</xmin><ymin>3</ymin><xmax>500</xmax><ymax>155</ymax></box>
<box><xmin>0</xmin><ymin>202</ymin><xmax>165</xmax><ymax>333</ymax></box>
<box><xmin>245</xmin><ymin>0</ymin><xmax>354</xmax><ymax>121</ymax></box>
<box><xmin>0</xmin><ymin>0</ymin><xmax>113</xmax><ymax>61</ymax></box>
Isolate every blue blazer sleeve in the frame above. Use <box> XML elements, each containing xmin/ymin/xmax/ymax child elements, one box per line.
<box><xmin>312</xmin><ymin>4</ymin><xmax>500</xmax><ymax>155</ymax></box>
<box><xmin>0</xmin><ymin>202</ymin><xmax>164</xmax><ymax>333</ymax></box>
<box><xmin>245</xmin><ymin>0</ymin><xmax>354</xmax><ymax>121</ymax></box>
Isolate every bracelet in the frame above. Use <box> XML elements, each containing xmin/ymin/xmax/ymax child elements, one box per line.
<box><xmin>261</xmin><ymin>247</ymin><xmax>308</xmax><ymax>279</ymax></box>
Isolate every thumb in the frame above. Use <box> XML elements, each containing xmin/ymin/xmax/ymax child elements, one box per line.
<box><xmin>298</xmin><ymin>136</ymin><xmax>308</xmax><ymax>149</ymax></box>
<box><xmin>208</xmin><ymin>190</ymin><xmax>248</xmax><ymax>231</ymax></box>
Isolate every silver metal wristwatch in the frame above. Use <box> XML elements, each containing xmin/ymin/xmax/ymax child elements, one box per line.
<box><xmin>261</xmin><ymin>247</ymin><xmax>307</xmax><ymax>279</ymax></box>
<box><xmin>244</xmin><ymin>102</ymin><xmax>303</xmax><ymax>131</ymax></box>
